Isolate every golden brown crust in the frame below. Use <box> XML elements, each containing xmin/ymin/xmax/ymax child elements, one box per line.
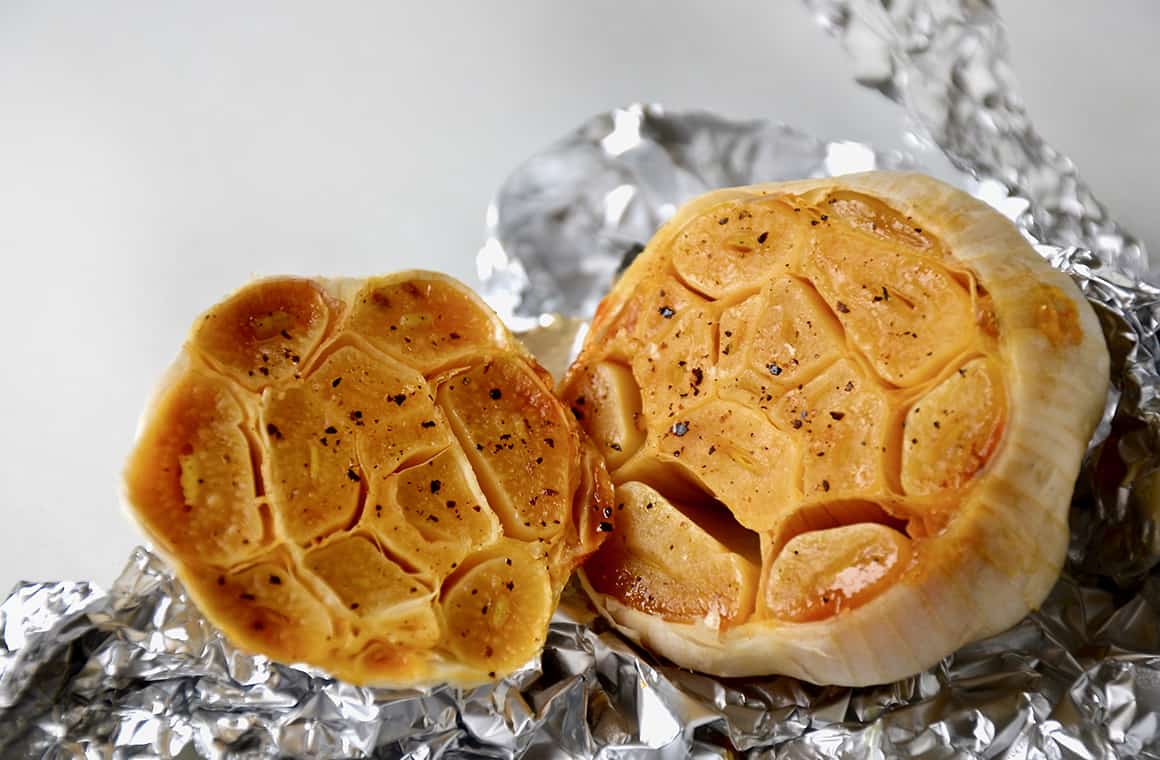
<box><xmin>124</xmin><ymin>271</ymin><xmax>612</xmax><ymax>686</ymax></box>
<box><xmin>565</xmin><ymin>172</ymin><xmax>1109</xmax><ymax>685</ymax></box>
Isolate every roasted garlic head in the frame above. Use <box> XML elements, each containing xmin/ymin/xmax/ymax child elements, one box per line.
<box><xmin>125</xmin><ymin>271</ymin><xmax>612</xmax><ymax>686</ymax></box>
<box><xmin>563</xmin><ymin>172</ymin><xmax>1109</xmax><ymax>686</ymax></box>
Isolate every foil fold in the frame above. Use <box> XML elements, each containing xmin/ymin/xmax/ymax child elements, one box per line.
<box><xmin>4</xmin><ymin>1</ymin><xmax>1160</xmax><ymax>757</ymax></box>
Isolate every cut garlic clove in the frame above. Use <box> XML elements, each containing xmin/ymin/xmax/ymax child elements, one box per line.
<box><xmin>559</xmin><ymin>361</ymin><xmax>646</xmax><ymax>469</ymax></box>
<box><xmin>440</xmin><ymin>541</ymin><xmax>553</xmax><ymax>675</ymax></box>
<box><xmin>763</xmin><ymin>523</ymin><xmax>911</xmax><ymax>623</ymax></box>
<box><xmin>583</xmin><ymin>482</ymin><xmax>759</xmax><ymax>627</ymax></box>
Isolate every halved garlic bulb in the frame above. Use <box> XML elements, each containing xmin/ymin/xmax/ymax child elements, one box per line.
<box><xmin>563</xmin><ymin>172</ymin><xmax>1109</xmax><ymax>686</ymax></box>
<box><xmin>124</xmin><ymin>271</ymin><xmax>612</xmax><ymax>686</ymax></box>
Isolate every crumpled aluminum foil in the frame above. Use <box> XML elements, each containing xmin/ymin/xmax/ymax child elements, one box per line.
<box><xmin>5</xmin><ymin>2</ymin><xmax>1160</xmax><ymax>757</ymax></box>
<box><xmin>805</xmin><ymin>0</ymin><xmax>1153</xmax><ymax>281</ymax></box>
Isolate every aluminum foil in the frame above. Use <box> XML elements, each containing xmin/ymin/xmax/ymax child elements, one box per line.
<box><xmin>805</xmin><ymin>0</ymin><xmax>1153</xmax><ymax>280</ymax></box>
<box><xmin>5</xmin><ymin>2</ymin><xmax>1160</xmax><ymax>758</ymax></box>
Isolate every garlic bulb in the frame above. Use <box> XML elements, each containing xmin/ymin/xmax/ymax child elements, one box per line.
<box><xmin>124</xmin><ymin>271</ymin><xmax>612</xmax><ymax>686</ymax></box>
<box><xmin>562</xmin><ymin>172</ymin><xmax>1109</xmax><ymax>686</ymax></box>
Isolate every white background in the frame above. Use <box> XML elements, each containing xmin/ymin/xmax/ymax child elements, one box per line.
<box><xmin>1</xmin><ymin>1</ymin><xmax>1157</xmax><ymax>593</ymax></box>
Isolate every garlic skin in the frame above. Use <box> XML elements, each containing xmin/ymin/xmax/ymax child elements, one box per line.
<box><xmin>565</xmin><ymin>172</ymin><xmax>1109</xmax><ymax>687</ymax></box>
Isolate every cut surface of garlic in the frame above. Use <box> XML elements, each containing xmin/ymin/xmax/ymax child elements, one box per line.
<box><xmin>563</xmin><ymin>172</ymin><xmax>1109</xmax><ymax>686</ymax></box>
<box><xmin>124</xmin><ymin>271</ymin><xmax>612</xmax><ymax>686</ymax></box>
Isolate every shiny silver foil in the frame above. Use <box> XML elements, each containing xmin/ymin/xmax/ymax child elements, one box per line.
<box><xmin>805</xmin><ymin>0</ymin><xmax>1153</xmax><ymax>282</ymax></box>
<box><xmin>5</xmin><ymin>2</ymin><xmax>1160</xmax><ymax>757</ymax></box>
